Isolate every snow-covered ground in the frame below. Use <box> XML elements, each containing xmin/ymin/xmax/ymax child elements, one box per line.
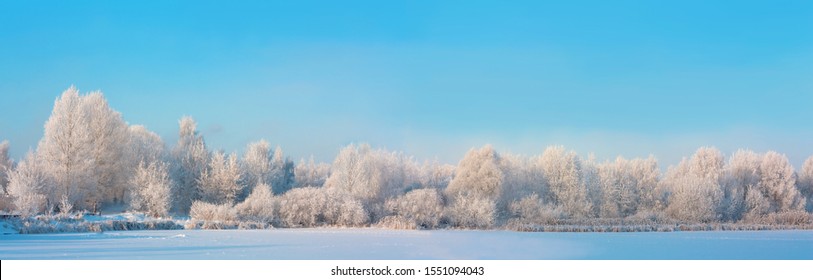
<box><xmin>1</xmin><ymin>228</ymin><xmax>811</xmax><ymax>260</ymax></box>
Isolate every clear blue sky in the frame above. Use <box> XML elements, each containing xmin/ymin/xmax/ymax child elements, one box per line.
<box><xmin>1</xmin><ymin>0</ymin><xmax>812</xmax><ymax>168</ymax></box>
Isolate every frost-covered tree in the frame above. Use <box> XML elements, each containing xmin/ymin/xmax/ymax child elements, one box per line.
<box><xmin>321</xmin><ymin>188</ymin><xmax>369</xmax><ymax>227</ymax></box>
<box><xmin>444</xmin><ymin>145</ymin><xmax>503</xmax><ymax>227</ymax></box>
<box><xmin>277</xmin><ymin>186</ymin><xmax>324</xmax><ymax>227</ymax></box>
<box><xmin>507</xmin><ymin>193</ymin><xmax>565</xmax><ymax>225</ymax></box>
<box><xmin>82</xmin><ymin>92</ymin><xmax>130</xmax><ymax>206</ymax></box>
<box><xmin>446</xmin><ymin>195</ymin><xmax>496</xmax><ymax>229</ymax></box>
<box><xmin>537</xmin><ymin>146</ymin><xmax>591</xmax><ymax>218</ymax></box>
<box><xmin>170</xmin><ymin>116</ymin><xmax>209</xmax><ymax>213</ymax></box>
<box><xmin>628</xmin><ymin>156</ymin><xmax>660</xmax><ymax>212</ymax></box>
<box><xmin>325</xmin><ymin>144</ymin><xmax>370</xmax><ymax>200</ymax></box>
<box><xmin>198</xmin><ymin>151</ymin><xmax>243</xmax><ymax>205</ymax></box>
<box><xmin>722</xmin><ymin>150</ymin><xmax>761</xmax><ymax>221</ymax></box>
<box><xmin>499</xmin><ymin>154</ymin><xmax>545</xmax><ymax>208</ymax></box>
<box><xmin>416</xmin><ymin>160</ymin><xmax>455</xmax><ymax>190</ymax></box>
<box><xmin>293</xmin><ymin>156</ymin><xmax>331</xmax><ymax>188</ymax></box>
<box><xmin>324</xmin><ymin>143</ymin><xmax>410</xmax><ymax>212</ymax></box>
<box><xmin>384</xmin><ymin>188</ymin><xmax>444</xmax><ymax>229</ymax></box>
<box><xmin>35</xmin><ymin>87</ymin><xmax>130</xmax><ymax>211</ymax></box>
<box><xmin>268</xmin><ymin>146</ymin><xmax>295</xmax><ymax>194</ymax></box>
<box><xmin>663</xmin><ymin>147</ymin><xmax>725</xmax><ymax>222</ymax></box>
<box><xmin>798</xmin><ymin>156</ymin><xmax>813</xmax><ymax>212</ymax></box>
<box><xmin>0</xmin><ymin>140</ymin><xmax>13</xmax><ymax>194</ymax></box>
<box><xmin>234</xmin><ymin>182</ymin><xmax>274</xmax><ymax>223</ymax></box>
<box><xmin>276</xmin><ymin>186</ymin><xmax>367</xmax><ymax>227</ymax></box>
<box><xmin>7</xmin><ymin>152</ymin><xmax>49</xmax><ymax>216</ymax></box>
<box><xmin>598</xmin><ymin>158</ymin><xmax>639</xmax><ymax>218</ymax></box>
<box><xmin>757</xmin><ymin>151</ymin><xmax>805</xmax><ymax>213</ymax></box>
<box><xmin>128</xmin><ymin>125</ymin><xmax>165</xmax><ymax>166</ymax></box>
<box><xmin>580</xmin><ymin>155</ymin><xmax>604</xmax><ymax>218</ymax></box>
<box><xmin>37</xmin><ymin>87</ymin><xmax>97</xmax><ymax>211</ymax></box>
<box><xmin>597</xmin><ymin>156</ymin><xmax>660</xmax><ymax>218</ymax></box>
<box><xmin>129</xmin><ymin>161</ymin><xmax>173</xmax><ymax>217</ymax></box>
<box><xmin>241</xmin><ymin>140</ymin><xmax>272</xmax><ymax>196</ymax></box>
<box><xmin>666</xmin><ymin>174</ymin><xmax>723</xmax><ymax>222</ymax></box>
<box><xmin>445</xmin><ymin>145</ymin><xmax>503</xmax><ymax>201</ymax></box>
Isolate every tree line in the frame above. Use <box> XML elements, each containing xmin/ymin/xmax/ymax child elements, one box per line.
<box><xmin>1</xmin><ymin>87</ymin><xmax>812</xmax><ymax>229</ymax></box>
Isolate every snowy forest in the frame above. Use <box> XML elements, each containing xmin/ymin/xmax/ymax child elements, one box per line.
<box><xmin>1</xmin><ymin>87</ymin><xmax>812</xmax><ymax>232</ymax></box>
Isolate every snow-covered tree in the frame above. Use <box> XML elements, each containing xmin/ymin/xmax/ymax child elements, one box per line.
<box><xmin>445</xmin><ymin>145</ymin><xmax>503</xmax><ymax>202</ymax></box>
<box><xmin>82</xmin><ymin>92</ymin><xmax>130</xmax><ymax>206</ymax></box>
<box><xmin>293</xmin><ymin>156</ymin><xmax>331</xmax><ymax>188</ymax></box>
<box><xmin>445</xmin><ymin>195</ymin><xmax>496</xmax><ymax>229</ymax></box>
<box><xmin>268</xmin><ymin>146</ymin><xmax>295</xmax><ymax>194</ymax></box>
<box><xmin>444</xmin><ymin>145</ymin><xmax>503</xmax><ymax>227</ymax></box>
<box><xmin>277</xmin><ymin>186</ymin><xmax>325</xmax><ymax>227</ymax></box>
<box><xmin>666</xmin><ymin>174</ymin><xmax>723</xmax><ymax>222</ymax></box>
<box><xmin>0</xmin><ymin>140</ymin><xmax>13</xmax><ymax>194</ymax></box>
<box><xmin>507</xmin><ymin>193</ymin><xmax>565</xmax><ymax>225</ymax></box>
<box><xmin>324</xmin><ymin>143</ymin><xmax>410</xmax><ymax>212</ymax></box>
<box><xmin>722</xmin><ymin>150</ymin><xmax>761</xmax><ymax>221</ymax></box>
<box><xmin>37</xmin><ymin>87</ymin><xmax>97</xmax><ymax>211</ymax></box>
<box><xmin>798</xmin><ymin>156</ymin><xmax>813</xmax><ymax>212</ymax></box>
<box><xmin>197</xmin><ymin>151</ymin><xmax>243</xmax><ymax>205</ymax></box>
<box><xmin>537</xmin><ymin>146</ymin><xmax>591</xmax><ymax>218</ymax></box>
<box><xmin>416</xmin><ymin>160</ymin><xmax>455</xmax><ymax>190</ymax></box>
<box><xmin>234</xmin><ymin>182</ymin><xmax>274</xmax><ymax>223</ymax></box>
<box><xmin>384</xmin><ymin>188</ymin><xmax>444</xmax><ymax>229</ymax></box>
<box><xmin>129</xmin><ymin>161</ymin><xmax>173</xmax><ymax>217</ymax></box>
<box><xmin>597</xmin><ymin>156</ymin><xmax>660</xmax><ymax>218</ymax></box>
<box><xmin>325</xmin><ymin>144</ymin><xmax>370</xmax><ymax>199</ymax></box>
<box><xmin>757</xmin><ymin>151</ymin><xmax>805</xmax><ymax>213</ymax></box>
<box><xmin>35</xmin><ymin>87</ymin><xmax>130</xmax><ymax>211</ymax></box>
<box><xmin>170</xmin><ymin>116</ymin><xmax>209</xmax><ymax>213</ymax></box>
<box><xmin>598</xmin><ymin>158</ymin><xmax>639</xmax><ymax>218</ymax></box>
<box><xmin>688</xmin><ymin>147</ymin><xmax>725</xmax><ymax>183</ymax></box>
<box><xmin>321</xmin><ymin>188</ymin><xmax>369</xmax><ymax>227</ymax></box>
<box><xmin>499</xmin><ymin>153</ymin><xmax>545</xmax><ymax>208</ymax></box>
<box><xmin>628</xmin><ymin>156</ymin><xmax>660</xmax><ymax>212</ymax></box>
<box><xmin>276</xmin><ymin>186</ymin><xmax>368</xmax><ymax>227</ymax></box>
<box><xmin>241</xmin><ymin>140</ymin><xmax>272</xmax><ymax>196</ymax></box>
<box><xmin>7</xmin><ymin>152</ymin><xmax>49</xmax><ymax>216</ymax></box>
<box><xmin>128</xmin><ymin>125</ymin><xmax>165</xmax><ymax>166</ymax></box>
<box><xmin>580</xmin><ymin>155</ymin><xmax>603</xmax><ymax>218</ymax></box>
<box><xmin>663</xmin><ymin>147</ymin><xmax>725</xmax><ymax>222</ymax></box>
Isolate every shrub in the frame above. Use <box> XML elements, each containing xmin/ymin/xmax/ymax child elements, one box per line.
<box><xmin>384</xmin><ymin>188</ymin><xmax>444</xmax><ymax>229</ymax></box>
<box><xmin>277</xmin><ymin>187</ymin><xmax>325</xmax><ymax>227</ymax></box>
<box><xmin>189</xmin><ymin>201</ymin><xmax>235</xmax><ymax>222</ymax></box>
<box><xmin>234</xmin><ymin>183</ymin><xmax>275</xmax><ymax>223</ymax></box>
<box><xmin>508</xmin><ymin>194</ymin><xmax>565</xmax><ymax>225</ymax></box>
<box><xmin>445</xmin><ymin>196</ymin><xmax>495</xmax><ymax>229</ymax></box>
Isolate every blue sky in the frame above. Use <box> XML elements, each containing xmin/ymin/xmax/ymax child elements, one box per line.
<box><xmin>1</xmin><ymin>0</ymin><xmax>812</xmax><ymax>168</ymax></box>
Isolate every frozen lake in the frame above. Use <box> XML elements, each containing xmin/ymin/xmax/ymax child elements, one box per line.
<box><xmin>1</xmin><ymin>229</ymin><xmax>811</xmax><ymax>260</ymax></box>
